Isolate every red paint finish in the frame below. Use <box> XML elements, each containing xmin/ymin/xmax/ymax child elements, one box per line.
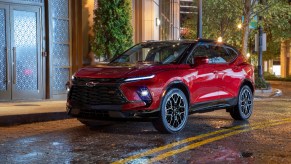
<box><xmin>67</xmin><ymin>40</ymin><xmax>254</xmax><ymax>116</ymax></box>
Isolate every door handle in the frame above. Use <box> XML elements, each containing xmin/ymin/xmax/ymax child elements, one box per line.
<box><xmin>13</xmin><ymin>47</ymin><xmax>16</xmax><ymax>84</ymax></box>
<box><xmin>5</xmin><ymin>47</ymin><xmax>9</xmax><ymax>83</ymax></box>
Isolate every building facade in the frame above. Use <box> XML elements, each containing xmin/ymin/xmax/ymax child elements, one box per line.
<box><xmin>280</xmin><ymin>39</ymin><xmax>291</xmax><ymax>78</ymax></box>
<box><xmin>0</xmin><ymin>0</ymin><xmax>180</xmax><ymax>101</ymax></box>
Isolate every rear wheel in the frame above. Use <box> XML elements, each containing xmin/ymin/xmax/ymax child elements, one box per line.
<box><xmin>152</xmin><ymin>88</ymin><xmax>189</xmax><ymax>133</ymax></box>
<box><xmin>229</xmin><ymin>85</ymin><xmax>253</xmax><ymax>120</ymax></box>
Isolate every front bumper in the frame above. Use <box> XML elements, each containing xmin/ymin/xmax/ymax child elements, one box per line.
<box><xmin>66</xmin><ymin>77</ymin><xmax>162</xmax><ymax>120</ymax></box>
<box><xmin>66</xmin><ymin>102</ymin><xmax>159</xmax><ymax>120</ymax></box>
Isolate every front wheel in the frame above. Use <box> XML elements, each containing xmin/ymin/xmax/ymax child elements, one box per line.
<box><xmin>152</xmin><ymin>88</ymin><xmax>189</xmax><ymax>133</ymax></box>
<box><xmin>229</xmin><ymin>85</ymin><xmax>253</xmax><ymax>120</ymax></box>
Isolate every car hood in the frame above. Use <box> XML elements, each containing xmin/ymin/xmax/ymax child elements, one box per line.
<box><xmin>75</xmin><ymin>63</ymin><xmax>178</xmax><ymax>79</ymax></box>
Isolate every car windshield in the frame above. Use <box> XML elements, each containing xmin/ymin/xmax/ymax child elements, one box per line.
<box><xmin>110</xmin><ymin>42</ymin><xmax>190</xmax><ymax>65</ymax></box>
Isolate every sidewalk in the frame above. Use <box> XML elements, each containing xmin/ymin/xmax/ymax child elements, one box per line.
<box><xmin>0</xmin><ymin>100</ymin><xmax>70</xmax><ymax>126</ymax></box>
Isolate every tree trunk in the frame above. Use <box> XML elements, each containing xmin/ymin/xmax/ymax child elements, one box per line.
<box><xmin>241</xmin><ymin>0</ymin><xmax>252</xmax><ymax>56</ymax></box>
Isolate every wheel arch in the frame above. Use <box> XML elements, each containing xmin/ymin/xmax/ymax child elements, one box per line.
<box><xmin>239</xmin><ymin>79</ymin><xmax>254</xmax><ymax>96</ymax></box>
<box><xmin>163</xmin><ymin>80</ymin><xmax>190</xmax><ymax>106</ymax></box>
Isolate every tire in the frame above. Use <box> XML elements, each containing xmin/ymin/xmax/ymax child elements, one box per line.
<box><xmin>152</xmin><ymin>88</ymin><xmax>189</xmax><ymax>133</ymax></box>
<box><xmin>230</xmin><ymin>85</ymin><xmax>253</xmax><ymax>120</ymax></box>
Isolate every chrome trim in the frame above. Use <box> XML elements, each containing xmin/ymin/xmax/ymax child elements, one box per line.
<box><xmin>12</xmin><ymin>47</ymin><xmax>16</xmax><ymax>84</ymax></box>
<box><xmin>5</xmin><ymin>47</ymin><xmax>9</xmax><ymax>83</ymax></box>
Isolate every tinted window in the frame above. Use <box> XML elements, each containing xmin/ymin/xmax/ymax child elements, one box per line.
<box><xmin>209</xmin><ymin>45</ymin><xmax>229</xmax><ymax>64</ymax></box>
<box><xmin>187</xmin><ymin>44</ymin><xmax>210</xmax><ymax>64</ymax></box>
<box><xmin>110</xmin><ymin>43</ymin><xmax>190</xmax><ymax>65</ymax></box>
<box><xmin>226</xmin><ymin>48</ymin><xmax>238</xmax><ymax>62</ymax></box>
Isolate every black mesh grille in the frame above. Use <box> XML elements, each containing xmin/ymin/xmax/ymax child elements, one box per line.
<box><xmin>70</xmin><ymin>84</ymin><xmax>127</xmax><ymax>105</ymax></box>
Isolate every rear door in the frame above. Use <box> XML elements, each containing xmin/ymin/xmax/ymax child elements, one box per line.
<box><xmin>187</xmin><ymin>43</ymin><xmax>220</xmax><ymax>103</ymax></box>
<box><xmin>209</xmin><ymin>45</ymin><xmax>239</xmax><ymax>99</ymax></box>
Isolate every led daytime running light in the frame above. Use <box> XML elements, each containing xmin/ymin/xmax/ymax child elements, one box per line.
<box><xmin>125</xmin><ymin>75</ymin><xmax>155</xmax><ymax>82</ymax></box>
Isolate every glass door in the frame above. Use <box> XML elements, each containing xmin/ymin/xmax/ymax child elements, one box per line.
<box><xmin>0</xmin><ymin>3</ymin><xmax>43</xmax><ymax>101</ymax></box>
<box><xmin>10</xmin><ymin>5</ymin><xmax>42</xmax><ymax>100</ymax></box>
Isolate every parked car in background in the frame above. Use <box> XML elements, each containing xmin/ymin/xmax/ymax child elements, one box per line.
<box><xmin>66</xmin><ymin>39</ymin><xmax>255</xmax><ymax>133</ymax></box>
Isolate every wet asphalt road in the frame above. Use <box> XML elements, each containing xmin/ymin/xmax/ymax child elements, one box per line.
<box><xmin>0</xmin><ymin>98</ymin><xmax>291</xmax><ymax>164</ymax></box>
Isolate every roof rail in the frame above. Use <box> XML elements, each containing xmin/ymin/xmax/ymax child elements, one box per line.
<box><xmin>145</xmin><ymin>40</ymin><xmax>159</xmax><ymax>42</ymax></box>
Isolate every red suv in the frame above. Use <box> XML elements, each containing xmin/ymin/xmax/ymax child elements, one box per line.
<box><xmin>67</xmin><ymin>39</ymin><xmax>255</xmax><ymax>133</ymax></box>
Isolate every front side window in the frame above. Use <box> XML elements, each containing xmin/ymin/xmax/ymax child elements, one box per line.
<box><xmin>110</xmin><ymin>42</ymin><xmax>190</xmax><ymax>65</ymax></box>
<box><xmin>187</xmin><ymin>44</ymin><xmax>210</xmax><ymax>64</ymax></box>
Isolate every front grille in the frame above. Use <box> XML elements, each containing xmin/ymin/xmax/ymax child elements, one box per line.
<box><xmin>73</xmin><ymin>77</ymin><xmax>123</xmax><ymax>85</ymax></box>
<box><xmin>69</xmin><ymin>84</ymin><xmax>127</xmax><ymax>106</ymax></box>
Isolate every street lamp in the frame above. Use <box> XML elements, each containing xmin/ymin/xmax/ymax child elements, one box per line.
<box><xmin>217</xmin><ymin>37</ymin><xmax>223</xmax><ymax>43</ymax></box>
<box><xmin>156</xmin><ymin>18</ymin><xmax>161</xmax><ymax>26</ymax></box>
<box><xmin>197</xmin><ymin>0</ymin><xmax>202</xmax><ymax>38</ymax></box>
<box><xmin>237</xmin><ymin>23</ymin><xmax>242</xmax><ymax>29</ymax></box>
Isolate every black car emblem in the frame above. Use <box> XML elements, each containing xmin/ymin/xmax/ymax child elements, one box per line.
<box><xmin>86</xmin><ymin>82</ymin><xmax>99</xmax><ymax>87</ymax></box>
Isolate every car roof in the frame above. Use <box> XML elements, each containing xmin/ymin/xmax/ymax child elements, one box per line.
<box><xmin>143</xmin><ymin>39</ymin><xmax>239</xmax><ymax>52</ymax></box>
<box><xmin>144</xmin><ymin>39</ymin><xmax>228</xmax><ymax>46</ymax></box>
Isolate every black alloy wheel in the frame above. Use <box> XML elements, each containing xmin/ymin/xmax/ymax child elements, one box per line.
<box><xmin>152</xmin><ymin>88</ymin><xmax>189</xmax><ymax>133</ymax></box>
<box><xmin>230</xmin><ymin>85</ymin><xmax>253</xmax><ymax>120</ymax></box>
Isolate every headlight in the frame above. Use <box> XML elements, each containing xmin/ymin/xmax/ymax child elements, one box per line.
<box><xmin>136</xmin><ymin>86</ymin><xmax>152</xmax><ymax>106</ymax></box>
<box><xmin>71</xmin><ymin>72</ymin><xmax>76</xmax><ymax>81</ymax></box>
<box><xmin>124</xmin><ymin>75</ymin><xmax>155</xmax><ymax>82</ymax></box>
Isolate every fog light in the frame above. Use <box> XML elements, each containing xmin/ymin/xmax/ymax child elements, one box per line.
<box><xmin>65</xmin><ymin>81</ymin><xmax>71</xmax><ymax>92</ymax></box>
<box><xmin>141</xmin><ymin>90</ymin><xmax>149</xmax><ymax>97</ymax></box>
<box><xmin>137</xmin><ymin>87</ymin><xmax>152</xmax><ymax>105</ymax></box>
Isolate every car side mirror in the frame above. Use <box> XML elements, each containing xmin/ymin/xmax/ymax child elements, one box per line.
<box><xmin>192</xmin><ymin>56</ymin><xmax>209</xmax><ymax>66</ymax></box>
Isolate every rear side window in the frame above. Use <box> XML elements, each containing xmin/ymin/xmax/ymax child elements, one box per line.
<box><xmin>226</xmin><ymin>48</ymin><xmax>238</xmax><ymax>62</ymax></box>
<box><xmin>209</xmin><ymin>45</ymin><xmax>237</xmax><ymax>63</ymax></box>
<box><xmin>209</xmin><ymin>45</ymin><xmax>228</xmax><ymax>64</ymax></box>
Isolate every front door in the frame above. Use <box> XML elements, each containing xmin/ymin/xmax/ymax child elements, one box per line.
<box><xmin>0</xmin><ymin>4</ymin><xmax>43</xmax><ymax>101</ymax></box>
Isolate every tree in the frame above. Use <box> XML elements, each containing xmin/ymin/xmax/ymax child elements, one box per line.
<box><xmin>261</xmin><ymin>0</ymin><xmax>291</xmax><ymax>60</ymax></box>
<box><xmin>181</xmin><ymin>0</ymin><xmax>242</xmax><ymax>47</ymax></box>
<box><xmin>91</xmin><ymin>0</ymin><xmax>133</xmax><ymax>60</ymax></box>
<box><xmin>203</xmin><ymin>0</ymin><xmax>242</xmax><ymax>47</ymax></box>
<box><xmin>181</xmin><ymin>0</ymin><xmax>291</xmax><ymax>60</ymax></box>
<box><xmin>241</xmin><ymin>0</ymin><xmax>255</xmax><ymax>57</ymax></box>
<box><xmin>241</xmin><ymin>0</ymin><xmax>291</xmax><ymax>57</ymax></box>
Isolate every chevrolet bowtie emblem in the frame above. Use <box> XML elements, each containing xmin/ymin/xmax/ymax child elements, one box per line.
<box><xmin>86</xmin><ymin>82</ymin><xmax>99</xmax><ymax>87</ymax></box>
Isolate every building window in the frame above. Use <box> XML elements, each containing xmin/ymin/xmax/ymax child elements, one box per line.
<box><xmin>94</xmin><ymin>0</ymin><xmax>98</xmax><ymax>9</ymax></box>
<box><xmin>159</xmin><ymin>0</ymin><xmax>179</xmax><ymax>40</ymax></box>
<box><xmin>159</xmin><ymin>0</ymin><xmax>171</xmax><ymax>40</ymax></box>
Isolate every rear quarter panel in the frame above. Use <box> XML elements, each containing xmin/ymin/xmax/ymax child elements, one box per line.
<box><xmin>222</xmin><ymin>57</ymin><xmax>255</xmax><ymax>99</ymax></box>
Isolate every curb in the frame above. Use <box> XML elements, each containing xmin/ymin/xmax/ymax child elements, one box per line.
<box><xmin>0</xmin><ymin>112</ymin><xmax>71</xmax><ymax>127</ymax></box>
<box><xmin>254</xmin><ymin>88</ymin><xmax>282</xmax><ymax>98</ymax></box>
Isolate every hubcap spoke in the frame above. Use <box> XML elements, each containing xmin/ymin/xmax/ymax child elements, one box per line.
<box><xmin>240</xmin><ymin>88</ymin><xmax>253</xmax><ymax>117</ymax></box>
<box><xmin>165</xmin><ymin>93</ymin><xmax>186</xmax><ymax>129</ymax></box>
